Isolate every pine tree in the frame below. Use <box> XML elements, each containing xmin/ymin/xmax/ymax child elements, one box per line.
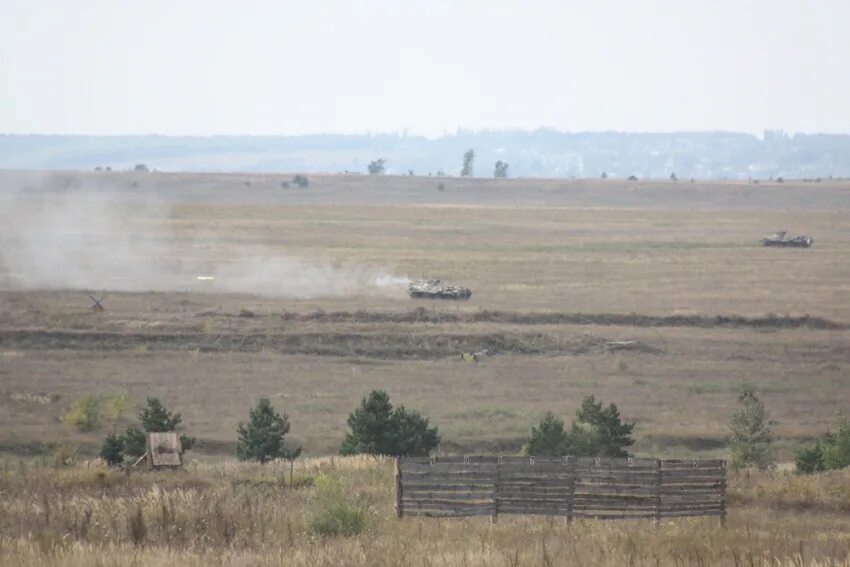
<box><xmin>523</xmin><ymin>412</ymin><xmax>568</xmax><ymax>456</ymax></box>
<box><xmin>728</xmin><ymin>385</ymin><xmax>774</xmax><ymax>470</ymax></box>
<box><xmin>522</xmin><ymin>396</ymin><xmax>635</xmax><ymax>457</ymax></box>
<box><xmin>100</xmin><ymin>427</ymin><xmax>125</xmax><ymax>466</ymax></box>
<box><xmin>123</xmin><ymin>424</ymin><xmax>147</xmax><ymax>458</ymax></box>
<box><xmin>340</xmin><ymin>390</ymin><xmax>439</xmax><ymax>456</ymax></box>
<box><xmin>236</xmin><ymin>398</ymin><xmax>301</xmax><ymax>463</ymax></box>
<box><xmin>139</xmin><ymin>397</ymin><xmax>182</xmax><ymax>432</ymax></box>
<box><xmin>461</xmin><ymin>149</ymin><xmax>475</xmax><ymax>177</ymax></box>
<box><xmin>575</xmin><ymin>396</ymin><xmax>635</xmax><ymax>457</ymax></box>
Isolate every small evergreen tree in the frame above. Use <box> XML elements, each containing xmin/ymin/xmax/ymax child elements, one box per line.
<box><xmin>798</xmin><ymin>413</ymin><xmax>850</xmax><ymax>474</ymax></box>
<box><xmin>100</xmin><ymin>427</ymin><xmax>125</xmax><ymax>466</ymax></box>
<box><xmin>574</xmin><ymin>396</ymin><xmax>635</xmax><ymax>457</ymax></box>
<box><xmin>822</xmin><ymin>415</ymin><xmax>850</xmax><ymax>470</ymax></box>
<box><xmin>795</xmin><ymin>442</ymin><xmax>826</xmax><ymax>474</ymax></box>
<box><xmin>367</xmin><ymin>159</ymin><xmax>386</xmax><ymax>175</ymax></box>
<box><xmin>236</xmin><ymin>398</ymin><xmax>301</xmax><ymax>463</ymax></box>
<box><xmin>523</xmin><ymin>412</ymin><xmax>568</xmax><ymax>456</ymax></box>
<box><xmin>123</xmin><ymin>424</ymin><xmax>147</xmax><ymax>458</ymax></box>
<box><xmin>728</xmin><ymin>385</ymin><xmax>774</xmax><ymax>470</ymax></box>
<box><xmin>522</xmin><ymin>397</ymin><xmax>635</xmax><ymax>457</ymax></box>
<box><xmin>461</xmin><ymin>149</ymin><xmax>475</xmax><ymax>177</ymax></box>
<box><xmin>340</xmin><ymin>390</ymin><xmax>439</xmax><ymax>456</ymax></box>
<box><xmin>388</xmin><ymin>406</ymin><xmax>440</xmax><ymax>457</ymax></box>
<box><xmin>139</xmin><ymin>397</ymin><xmax>182</xmax><ymax>432</ymax></box>
<box><xmin>493</xmin><ymin>160</ymin><xmax>509</xmax><ymax>178</ymax></box>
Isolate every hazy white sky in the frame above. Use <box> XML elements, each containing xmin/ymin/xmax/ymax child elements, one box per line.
<box><xmin>2</xmin><ymin>0</ymin><xmax>849</xmax><ymax>136</ymax></box>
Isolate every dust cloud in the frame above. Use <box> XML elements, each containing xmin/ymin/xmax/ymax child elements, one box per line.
<box><xmin>0</xmin><ymin>189</ymin><xmax>410</xmax><ymax>299</ymax></box>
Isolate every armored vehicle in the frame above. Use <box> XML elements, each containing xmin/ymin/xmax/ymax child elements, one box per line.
<box><xmin>761</xmin><ymin>231</ymin><xmax>814</xmax><ymax>248</ymax></box>
<box><xmin>408</xmin><ymin>279</ymin><xmax>471</xmax><ymax>300</ymax></box>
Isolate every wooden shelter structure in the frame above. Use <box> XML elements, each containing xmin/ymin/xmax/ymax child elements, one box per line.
<box><xmin>145</xmin><ymin>432</ymin><xmax>183</xmax><ymax>469</ymax></box>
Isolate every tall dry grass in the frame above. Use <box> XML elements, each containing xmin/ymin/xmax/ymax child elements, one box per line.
<box><xmin>0</xmin><ymin>457</ymin><xmax>848</xmax><ymax>566</ymax></box>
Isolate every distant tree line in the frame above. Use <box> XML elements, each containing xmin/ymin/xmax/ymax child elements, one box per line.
<box><xmin>86</xmin><ymin>385</ymin><xmax>848</xmax><ymax>474</ymax></box>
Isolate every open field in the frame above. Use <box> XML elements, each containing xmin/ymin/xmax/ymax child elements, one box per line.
<box><xmin>0</xmin><ymin>457</ymin><xmax>849</xmax><ymax>566</ymax></box>
<box><xmin>1</xmin><ymin>171</ymin><xmax>850</xmax><ymax>460</ymax></box>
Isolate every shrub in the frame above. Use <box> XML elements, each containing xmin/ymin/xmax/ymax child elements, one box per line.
<box><xmin>367</xmin><ymin>159</ymin><xmax>386</xmax><ymax>175</ymax></box>
<box><xmin>493</xmin><ymin>160</ymin><xmax>509</xmax><ymax>178</ymax></box>
<box><xmin>308</xmin><ymin>475</ymin><xmax>367</xmax><ymax>537</ymax></box>
<box><xmin>797</xmin><ymin>414</ymin><xmax>850</xmax><ymax>474</ymax></box>
<box><xmin>523</xmin><ymin>412</ymin><xmax>568</xmax><ymax>456</ymax></box>
<box><xmin>728</xmin><ymin>385</ymin><xmax>774</xmax><ymax>470</ymax></box>
<box><xmin>123</xmin><ymin>425</ymin><xmax>147</xmax><ymax>459</ymax></box>
<box><xmin>139</xmin><ymin>397</ymin><xmax>182</xmax><ymax>432</ymax></box>
<box><xmin>522</xmin><ymin>396</ymin><xmax>635</xmax><ymax>457</ymax></box>
<box><xmin>100</xmin><ymin>428</ymin><xmax>125</xmax><ymax>466</ymax></box>
<box><xmin>340</xmin><ymin>390</ymin><xmax>439</xmax><ymax>456</ymax></box>
<box><xmin>52</xmin><ymin>443</ymin><xmax>79</xmax><ymax>467</ymax></box>
<box><xmin>461</xmin><ymin>149</ymin><xmax>474</xmax><ymax>177</ymax></box>
<box><xmin>293</xmin><ymin>174</ymin><xmax>309</xmax><ymax>188</ymax></box>
<box><xmin>236</xmin><ymin>398</ymin><xmax>301</xmax><ymax>463</ymax></box>
<box><xmin>62</xmin><ymin>394</ymin><xmax>102</xmax><ymax>432</ymax></box>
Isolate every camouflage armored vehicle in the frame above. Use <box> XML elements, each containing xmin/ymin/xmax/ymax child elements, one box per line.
<box><xmin>408</xmin><ymin>279</ymin><xmax>472</xmax><ymax>300</ymax></box>
<box><xmin>761</xmin><ymin>231</ymin><xmax>814</xmax><ymax>248</ymax></box>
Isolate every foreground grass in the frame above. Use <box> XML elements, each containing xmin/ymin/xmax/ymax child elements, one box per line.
<box><xmin>0</xmin><ymin>457</ymin><xmax>848</xmax><ymax>566</ymax></box>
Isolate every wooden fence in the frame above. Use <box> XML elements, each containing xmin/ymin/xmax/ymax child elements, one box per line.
<box><xmin>395</xmin><ymin>456</ymin><xmax>726</xmax><ymax>524</ymax></box>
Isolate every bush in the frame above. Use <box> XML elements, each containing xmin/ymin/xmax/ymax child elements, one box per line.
<box><xmin>236</xmin><ymin>398</ymin><xmax>301</xmax><ymax>463</ymax></box>
<box><xmin>522</xmin><ymin>412</ymin><xmax>568</xmax><ymax>456</ymax></box>
<box><xmin>62</xmin><ymin>394</ymin><xmax>102</xmax><ymax>432</ymax></box>
<box><xmin>123</xmin><ymin>425</ymin><xmax>147</xmax><ymax>459</ymax></box>
<box><xmin>139</xmin><ymin>397</ymin><xmax>182</xmax><ymax>432</ymax></box>
<box><xmin>293</xmin><ymin>174</ymin><xmax>309</xmax><ymax>188</ymax></box>
<box><xmin>100</xmin><ymin>428</ymin><xmax>125</xmax><ymax>466</ymax></box>
<box><xmin>522</xmin><ymin>396</ymin><xmax>635</xmax><ymax>457</ymax></box>
<box><xmin>367</xmin><ymin>159</ymin><xmax>386</xmax><ymax>175</ymax></box>
<box><xmin>797</xmin><ymin>414</ymin><xmax>850</xmax><ymax>474</ymax></box>
<box><xmin>728</xmin><ymin>385</ymin><xmax>774</xmax><ymax>470</ymax></box>
<box><xmin>340</xmin><ymin>390</ymin><xmax>439</xmax><ymax>456</ymax></box>
<box><xmin>308</xmin><ymin>475</ymin><xmax>367</xmax><ymax>537</ymax></box>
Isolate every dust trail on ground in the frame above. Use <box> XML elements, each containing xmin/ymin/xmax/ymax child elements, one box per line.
<box><xmin>0</xmin><ymin>189</ymin><xmax>408</xmax><ymax>299</ymax></box>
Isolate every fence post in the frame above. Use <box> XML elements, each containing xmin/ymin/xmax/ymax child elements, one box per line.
<box><xmin>653</xmin><ymin>459</ymin><xmax>662</xmax><ymax>526</ymax></box>
<box><xmin>491</xmin><ymin>458</ymin><xmax>500</xmax><ymax>524</ymax></box>
<box><xmin>395</xmin><ymin>456</ymin><xmax>403</xmax><ymax>519</ymax></box>
<box><xmin>565</xmin><ymin>457</ymin><xmax>575</xmax><ymax>525</ymax></box>
<box><xmin>720</xmin><ymin>460</ymin><xmax>727</xmax><ymax>527</ymax></box>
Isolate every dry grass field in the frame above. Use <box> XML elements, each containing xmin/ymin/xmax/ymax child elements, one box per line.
<box><xmin>0</xmin><ymin>456</ymin><xmax>849</xmax><ymax>566</ymax></box>
<box><xmin>1</xmin><ymin>171</ymin><xmax>850</xmax><ymax>564</ymax></box>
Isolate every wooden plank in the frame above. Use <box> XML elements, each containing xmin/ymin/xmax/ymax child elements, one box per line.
<box><xmin>405</xmin><ymin>491</ymin><xmax>495</xmax><ymax>501</ymax></box>
<box><xmin>661</xmin><ymin>459</ymin><xmax>726</xmax><ymax>468</ymax></box>
<box><xmin>571</xmin><ymin>512</ymin><xmax>656</xmax><ymax>520</ymax></box>
<box><xmin>574</xmin><ymin>470</ymin><xmax>657</xmax><ymax>478</ymax></box>
<box><xmin>499</xmin><ymin>479</ymin><xmax>574</xmax><ymax>487</ymax></box>
<box><xmin>403</xmin><ymin>500</ymin><xmax>495</xmax><ymax>511</ymax></box>
<box><xmin>662</xmin><ymin>509</ymin><xmax>723</xmax><ymax>518</ymax></box>
<box><xmin>575</xmin><ymin>484</ymin><xmax>658</xmax><ymax>496</ymax></box>
<box><xmin>404</xmin><ymin>508</ymin><xmax>494</xmax><ymax>518</ymax></box>
<box><xmin>402</xmin><ymin>472</ymin><xmax>495</xmax><ymax>482</ymax></box>
<box><xmin>574</xmin><ymin>503</ymin><xmax>657</xmax><ymax>512</ymax></box>
<box><xmin>402</xmin><ymin>464</ymin><xmax>497</xmax><ymax>474</ymax></box>
<box><xmin>659</xmin><ymin>471</ymin><xmax>726</xmax><ymax>481</ymax></box>
<box><xmin>496</xmin><ymin>487</ymin><xmax>570</xmax><ymax>499</ymax></box>
<box><xmin>404</xmin><ymin>481</ymin><xmax>495</xmax><ymax>490</ymax></box>
<box><xmin>499</xmin><ymin>508</ymin><xmax>567</xmax><ymax>517</ymax></box>
<box><xmin>395</xmin><ymin>457</ymin><xmax>403</xmax><ymax>518</ymax></box>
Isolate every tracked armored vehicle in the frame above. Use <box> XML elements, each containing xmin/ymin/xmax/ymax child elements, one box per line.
<box><xmin>761</xmin><ymin>231</ymin><xmax>814</xmax><ymax>248</ymax></box>
<box><xmin>408</xmin><ymin>279</ymin><xmax>472</xmax><ymax>300</ymax></box>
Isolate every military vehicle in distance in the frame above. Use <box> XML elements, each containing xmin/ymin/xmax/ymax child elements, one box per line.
<box><xmin>408</xmin><ymin>279</ymin><xmax>472</xmax><ymax>300</ymax></box>
<box><xmin>761</xmin><ymin>231</ymin><xmax>814</xmax><ymax>248</ymax></box>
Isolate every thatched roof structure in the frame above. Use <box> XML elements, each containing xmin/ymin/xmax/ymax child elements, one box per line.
<box><xmin>146</xmin><ymin>432</ymin><xmax>183</xmax><ymax>468</ymax></box>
